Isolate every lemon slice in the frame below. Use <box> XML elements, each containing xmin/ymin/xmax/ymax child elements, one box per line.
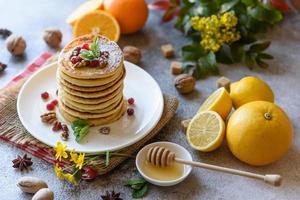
<box><xmin>187</xmin><ymin>111</ymin><xmax>225</xmax><ymax>152</ymax></box>
<box><xmin>198</xmin><ymin>87</ymin><xmax>232</xmax><ymax>119</ymax></box>
<box><xmin>66</xmin><ymin>0</ymin><xmax>104</xmax><ymax>26</ymax></box>
<box><xmin>73</xmin><ymin>10</ymin><xmax>120</xmax><ymax>42</ymax></box>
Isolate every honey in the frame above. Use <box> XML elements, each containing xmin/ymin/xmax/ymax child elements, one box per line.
<box><xmin>141</xmin><ymin>160</ymin><xmax>184</xmax><ymax>181</ymax></box>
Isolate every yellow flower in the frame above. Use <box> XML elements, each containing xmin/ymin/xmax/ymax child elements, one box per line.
<box><xmin>64</xmin><ymin>173</ymin><xmax>78</xmax><ymax>185</ymax></box>
<box><xmin>74</xmin><ymin>153</ymin><xmax>85</xmax><ymax>169</ymax></box>
<box><xmin>54</xmin><ymin>164</ymin><xmax>65</xmax><ymax>180</ymax></box>
<box><xmin>70</xmin><ymin>149</ymin><xmax>78</xmax><ymax>163</ymax></box>
<box><xmin>54</xmin><ymin>142</ymin><xmax>68</xmax><ymax>161</ymax></box>
<box><xmin>191</xmin><ymin>12</ymin><xmax>240</xmax><ymax>52</ymax></box>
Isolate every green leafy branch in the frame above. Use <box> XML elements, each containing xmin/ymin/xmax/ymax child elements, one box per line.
<box><xmin>173</xmin><ymin>0</ymin><xmax>283</xmax><ymax>78</ymax></box>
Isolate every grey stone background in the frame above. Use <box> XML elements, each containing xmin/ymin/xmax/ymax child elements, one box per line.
<box><xmin>0</xmin><ymin>0</ymin><xmax>300</xmax><ymax>199</ymax></box>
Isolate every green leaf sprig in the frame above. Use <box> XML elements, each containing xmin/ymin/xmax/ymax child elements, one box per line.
<box><xmin>71</xmin><ymin>119</ymin><xmax>90</xmax><ymax>143</ymax></box>
<box><xmin>79</xmin><ymin>37</ymin><xmax>100</xmax><ymax>61</ymax></box>
<box><xmin>167</xmin><ymin>0</ymin><xmax>284</xmax><ymax>79</ymax></box>
<box><xmin>125</xmin><ymin>178</ymin><xmax>149</xmax><ymax>199</ymax></box>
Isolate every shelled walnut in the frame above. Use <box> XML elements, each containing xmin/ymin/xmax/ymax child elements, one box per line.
<box><xmin>40</xmin><ymin>112</ymin><xmax>57</xmax><ymax>124</ymax></box>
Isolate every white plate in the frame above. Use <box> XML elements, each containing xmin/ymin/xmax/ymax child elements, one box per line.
<box><xmin>17</xmin><ymin>61</ymin><xmax>164</xmax><ymax>153</ymax></box>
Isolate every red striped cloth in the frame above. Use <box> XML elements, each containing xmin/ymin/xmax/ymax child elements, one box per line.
<box><xmin>1</xmin><ymin>52</ymin><xmax>71</xmax><ymax>168</ymax></box>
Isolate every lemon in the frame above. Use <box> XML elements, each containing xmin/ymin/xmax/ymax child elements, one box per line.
<box><xmin>187</xmin><ymin>111</ymin><xmax>225</xmax><ymax>152</ymax></box>
<box><xmin>230</xmin><ymin>76</ymin><xmax>274</xmax><ymax>109</ymax></box>
<box><xmin>227</xmin><ymin>101</ymin><xmax>293</xmax><ymax>166</ymax></box>
<box><xmin>198</xmin><ymin>87</ymin><xmax>232</xmax><ymax>119</ymax></box>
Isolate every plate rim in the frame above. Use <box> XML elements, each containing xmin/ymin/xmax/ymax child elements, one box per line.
<box><xmin>17</xmin><ymin>61</ymin><xmax>164</xmax><ymax>153</ymax></box>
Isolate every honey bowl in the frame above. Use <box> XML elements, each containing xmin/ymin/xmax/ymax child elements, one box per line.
<box><xmin>136</xmin><ymin>142</ymin><xmax>192</xmax><ymax>186</ymax></box>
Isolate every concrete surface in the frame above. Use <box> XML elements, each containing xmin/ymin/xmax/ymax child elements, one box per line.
<box><xmin>0</xmin><ymin>0</ymin><xmax>300</xmax><ymax>199</ymax></box>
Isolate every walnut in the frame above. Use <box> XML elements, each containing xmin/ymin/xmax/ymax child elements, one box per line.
<box><xmin>61</xmin><ymin>124</ymin><xmax>69</xmax><ymax>141</ymax></box>
<box><xmin>43</xmin><ymin>28</ymin><xmax>62</xmax><ymax>48</ymax></box>
<box><xmin>123</xmin><ymin>46</ymin><xmax>142</xmax><ymax>64</ymax></box>
<box><xmin>174</xmin><ymin>74</ymin><xmax>196</xmax><ymax>94</ymax></box>
<box><xmin>40</xmin><ymin>112</ymin><xmax>57</xmax><ymax>124</ymax></box>
<box><xmin>5</xmin><ymin>35</ymin><xmax>26</xmax><ymax>56</ymax></box>
<box><xmin>52</xmin><ymin>121</ymin><xmax>62</xmax><ymax>131</ymax></box>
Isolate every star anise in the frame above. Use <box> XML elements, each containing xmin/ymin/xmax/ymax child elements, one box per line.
<box><xmin>12</xmin><ymin>154</ymin><xmax>33</xmax><ymax>171</ymax></box>
<box><xmin>101</xmin><ymin>190</ymin><xmax>123</xmax><ymax>200</ymax></box>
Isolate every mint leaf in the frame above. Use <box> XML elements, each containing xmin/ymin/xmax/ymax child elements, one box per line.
<box><xmin>132</xmin><ymin>183</ymin><xmax>148</xmax><ymax>199</ymax></box>
<box><xmin>79</xmin><ymin>36</ymin><xmax>100</xmax><ymax>61</ymax></box>
<box><xmin>71</xmin><ymin>119</ymin><xmax>90</xmax><ymax>143</ymax></box>
<box><xmin>90</xmin><ymin>37</ymin><xmax>100</xmax><ymax>57</ymax></box>
<box><xmin>125</xmin><ymin>178</ymin><xmax>146</xmax><ymax>186</ymax></box>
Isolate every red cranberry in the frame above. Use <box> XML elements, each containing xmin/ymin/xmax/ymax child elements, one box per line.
<box><xmin>127</xmin><ymin>108</ymin><xmax>134</xmax><ymax>116</ymax></box>
<box><xmin>82</xmin><ymin>166</ymin><xmax>97</xmax><ymax>180</ymax></box>
<box><xmin>128</xmin><ymin>98</ymin><xmax>135</xmax><ymax>105</ymax></box>
<box><xmin>51</xmin><ymin>99</ymin><xmax>58</xmax><ymax>106</ymax></box>
<box><xmin>70</xmin><ymin>56</ymin><xmax>79</xmax><ymax>64</ymax></box>
<box><xmin>82</xmin><ymin>43</ymin><xmax>90</xmax><ymax>50</ymax></box>
<box><xmin>41</xmin><ymin>92</ymin><xmax>49</xmax><ymax>100</ymax></box>
<box><xmin>90</xmin><ymin>60</ymin><xmax>99</xmax><ymax>67</ymax></box>
<box><xmin>46</xmin><ymin>103</ymin><xmax>55</xmax><ymax>111</ymax></box>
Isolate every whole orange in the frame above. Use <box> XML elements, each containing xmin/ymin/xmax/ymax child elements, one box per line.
<box><xmin>103</xmin><ymin>0</ymin><xmax>149</xmax><ymax>34</ymax></box>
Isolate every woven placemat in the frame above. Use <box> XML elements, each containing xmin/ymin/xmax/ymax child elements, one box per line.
<box><xmin>0</xmin><ymin>53</ymin><xmax>179</xmax><ymax>175</ymax></box>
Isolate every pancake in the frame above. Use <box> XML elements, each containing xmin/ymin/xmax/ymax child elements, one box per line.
<box><xmin>59</xmin><ymin>68</ymin><xmax>126</xmax><ymax>92</ymax></box>
<box><xmin>58</xmin><ymin>65</ymin><xmax>124</xmax><ymax>87</ymax></box>
<box><xmin>59</xmin><ymin>80</ymin><xmax>123</xmax><ymax>98</ymax></box>
<box><xmin>59</xmin><ymin>101</ymin><xmax>127</xmax><ymax>126</ymax></box>
<box><xmin>59</xmin><ymin>87</ymin><xmax>123</xmax><ymax>105</ymax></box>
<box><xmin>59</xmin><ymin>96</ymin><xmax>124</xmax><ymax>119</ymax></box>
<box><xmin>60</xmin><ymin>95</ymin><xmax>123</xmax><ymax>113</ymax></box>
<box><xmin>58</xmin><ymin>34</ymin><xmax>123</xmax><ymax>79</ymax></box>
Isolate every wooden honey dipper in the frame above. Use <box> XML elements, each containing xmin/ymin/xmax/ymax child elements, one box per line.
<box><xmin>147</xmin><ymin>146</ymin><xmax>282</xmax><ymax>186</ymax></box>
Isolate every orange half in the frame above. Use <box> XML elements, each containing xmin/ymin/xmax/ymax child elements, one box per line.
<box><xmin>73</xmin><ymin>10</ymin><xmax>120</xmax><ymax>42</ymax></box>
<box><xmin>66</xmin><ymin>0</ymin><xmax>104</xmax><ymax>26</ymax></box>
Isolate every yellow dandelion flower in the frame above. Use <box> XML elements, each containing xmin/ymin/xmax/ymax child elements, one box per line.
<box><xmin>74</xmin><ymin>153</ymin><xmax>85</xmax><ymax>169</ymax></box>
<box><xmin>54</xmin><ymin>164</ymin><xmax>65</xmax><ymax>180</ymax></box>
<box><xmin>54</xmin><ymin>142</ymin><xmax>68</xmax><ymax>161</ymax></box>
<box><xmin>70</xmin><ymin>149</ymin><xmax>78</xmax><ymax>163</ymax></box>
<box><xmin>64</xmin><ymin>173</ymin><xmax>78</xmax><ymax>185</ymax></box>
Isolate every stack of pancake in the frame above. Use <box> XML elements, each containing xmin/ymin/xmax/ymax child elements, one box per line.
<box><xmin>57</xmin><ymin>35</ymin><xmax>126</xmax><ymax>126</ymax></box>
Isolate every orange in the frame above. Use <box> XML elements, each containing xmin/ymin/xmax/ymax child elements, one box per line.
<box><xmin>66</xmin><ymin>0</ymin><xmax>105</xmax><ymax>26</ymax></box>
<box><xmin>73</xmin><ymin>10</ymin><xmax>120</xmax><ymax>42</ymax></box>
<box><xmin>227</xmin><ymin>101</ymin><xmax>293</xmax><ymax>166</ymax></box>
<box><xmin>230</xmin><ymin>76</ymin><xmax>274</xmax><ymax>109</ymax></box>
<box><xmin>103</xmin><ymin>0</ymin><xmax>149</xmax><ymax>34</ymax></box>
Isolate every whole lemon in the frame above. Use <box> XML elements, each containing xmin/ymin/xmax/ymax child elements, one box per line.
<box><xmin>227</xmin><ymin>101</ymin><xmax>293</xmax><ymax>166</ymax></box>
<box><xmin>104</xmin><ymin>0</ymin><xmax>149</xmax><ymax>34</ymax></box>
<box><xmin>230</xmin><ymin>76</ymin><xmax>274</xmax><ymax>109</ymax></box>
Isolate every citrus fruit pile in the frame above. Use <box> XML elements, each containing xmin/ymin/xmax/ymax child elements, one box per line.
<box><xmin>66</xmin><ymin>0</ymin><xmax>149</xmax><ymax>41</ymax></box>
<box><xmin>186</xmin><ymin>76</ymin><xmax>293</xmax><ymax>166</ymax></box>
